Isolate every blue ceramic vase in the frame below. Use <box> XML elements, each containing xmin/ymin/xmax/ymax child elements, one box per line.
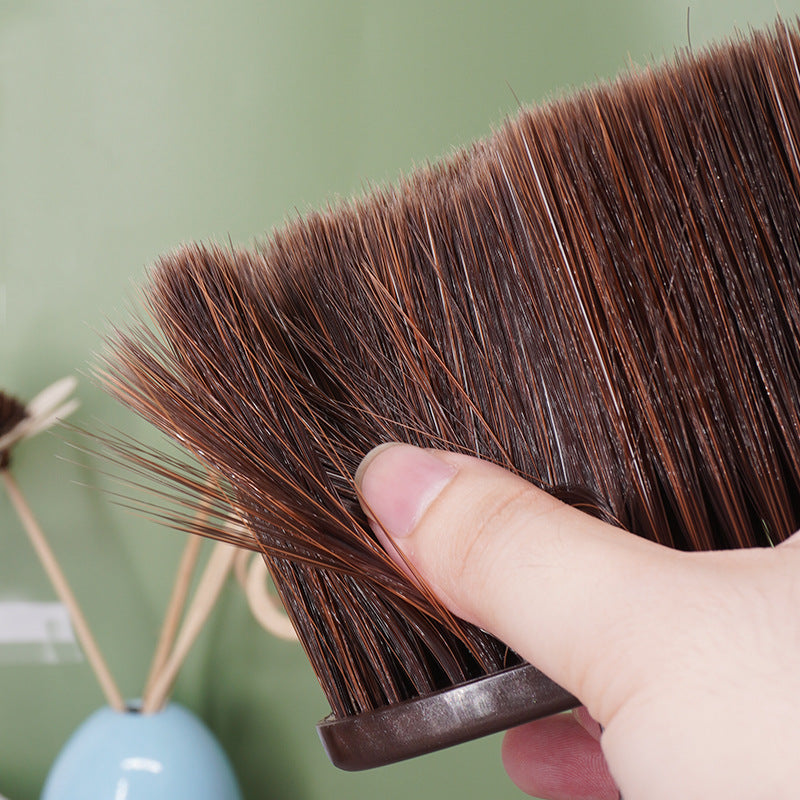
<box><xmin>41</xmin><ymin>703</ymin><xmax>242</xmax><ymax>799</ymax></box>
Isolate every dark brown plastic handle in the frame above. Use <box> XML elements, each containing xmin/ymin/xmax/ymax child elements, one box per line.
<box><xmin>317</xmin><ymin>663</ymin><xmax>578</xmax><ymax>770</ymax></box>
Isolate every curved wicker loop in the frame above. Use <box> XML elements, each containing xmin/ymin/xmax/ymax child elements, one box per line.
<box><xmin>235</xmin><ymin>550</ymin><xmax>298</xmax><ymax>641</ymax></box>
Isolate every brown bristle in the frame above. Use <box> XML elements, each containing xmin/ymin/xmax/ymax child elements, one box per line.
<box><xmin>101</xmin><ymin>19</ymin><xmax>800</xmax><ymax>734</ymax></box>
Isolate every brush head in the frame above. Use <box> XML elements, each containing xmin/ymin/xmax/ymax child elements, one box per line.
<box><xmin>102</xmin><ymin>20</ymin><xmax>800</xmax><ymax>768</ymax></box>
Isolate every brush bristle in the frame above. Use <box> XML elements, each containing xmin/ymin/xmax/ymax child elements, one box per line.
<box><xmin>101</xmin><ymin>20</ymin><xmax>800</xmax><ymax>720</ymax></box>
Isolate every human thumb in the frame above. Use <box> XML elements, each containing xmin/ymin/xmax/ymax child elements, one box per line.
<box><xmin>354</xmin><ymin>442</ymin><xmax>685</xmax><ymax>724</ymax></box>
<box><xmin>356</xmin><ymin>443</ymin><xmax>800</xmax><ymax>800</ymax></box>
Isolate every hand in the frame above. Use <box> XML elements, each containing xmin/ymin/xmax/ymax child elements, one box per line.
<box><xmin>355</xmin><ymin>443</ymin><xmax>800</xmax><ymax>800</ymax></box>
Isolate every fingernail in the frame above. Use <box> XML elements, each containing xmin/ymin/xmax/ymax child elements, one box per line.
<box><xmin>355</xmin><ymin>443</ymin><xmax>457</xmax><ymax>538</ymax></box>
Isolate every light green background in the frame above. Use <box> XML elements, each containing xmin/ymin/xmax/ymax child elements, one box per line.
<box><xmin>0</xmin><ymin>2</ymin><xmax>795</xmax><ymax>798</ymax></box>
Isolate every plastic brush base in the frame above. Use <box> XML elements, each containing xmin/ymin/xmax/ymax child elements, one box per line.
<box><xmin>317</xmin><ymin>662</ymin><xmax>578</xmax><ymax>770</ymax></box>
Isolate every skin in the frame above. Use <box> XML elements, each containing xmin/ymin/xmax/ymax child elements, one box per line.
<box><xmin>355</xmin><ymin>443</ymin><xmax>800</xmax><ymax>800</ymax></box>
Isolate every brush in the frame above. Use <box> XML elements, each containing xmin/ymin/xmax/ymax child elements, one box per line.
<box><xmin>99</xmin><ymin>19</ymin><xmax>800</xmax><ymax>769</ymax></box>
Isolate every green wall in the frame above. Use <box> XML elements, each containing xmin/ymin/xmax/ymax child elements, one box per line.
<box><xmin>1</xmin><ymin>2</ymin><xmax>797</xmax><ymax>798</ymax></box>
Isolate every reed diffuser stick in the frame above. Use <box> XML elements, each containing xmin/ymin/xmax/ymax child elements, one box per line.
<box><xmin>1</xmin><ymin>469</ymin><xmax>125</xmax><ymax>712</ymax></box>
<box><xmin>142</xmin><ymin>533</ymin><xmax>204</xmax><ymax>702</ymax></box>
<box><xmin>142</xmin><ymin>541</ymin><xmax>237</xmax><ymax>713</ymax></box>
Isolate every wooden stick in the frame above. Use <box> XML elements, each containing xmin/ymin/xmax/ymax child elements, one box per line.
<box><xmin>142</xmin><ymin>533</ymin><xmax>204</xmax><ymax>702</ymax></box>
<box><xmin>245</xmin><ymin>555</ymin><xmax>298</xmax><ymax>641</ymax></box>
<box><xmin>141</xmin><ymin>541</ymin><xmax>237</xmax><ymax>713</ymax></box>
<box><xmin>1</xmin><ymin>469</ymin><xmax>125</xmax><ymax>712</ymax></box>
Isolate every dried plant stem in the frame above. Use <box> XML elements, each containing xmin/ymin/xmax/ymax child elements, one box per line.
<box><xmin>142</xmin><ymin>541</ymin><xmax>236</xmax><ymax>713</ymax></box>
<box><xmin>142</xmin><ymin>533</ymin><xmax>203</xmax><ymax>703</ymax></box>
<box><xmin>1</xmin><ymin>469</ymin><xmax>125</xmax><ymax>712</ymax></box>
<box><xmin>244</xmin><ymin>556</ymin><xmax>298</xmax><ymax>642</ymax></box>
